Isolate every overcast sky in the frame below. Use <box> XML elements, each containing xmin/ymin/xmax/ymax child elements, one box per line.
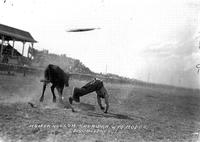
<box><xmin>0</xmin><ymin>0</ymin><xmax>200</xmax><ymax>88</ymax></box>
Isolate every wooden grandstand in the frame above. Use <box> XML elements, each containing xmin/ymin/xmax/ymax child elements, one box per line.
<box><xmin>0</xmin><ymin>24</ymin><xmax>39</xmax><ymax>75</ymax></box>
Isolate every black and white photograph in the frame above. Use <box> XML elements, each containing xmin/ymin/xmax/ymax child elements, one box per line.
<box><xmin>0</xmin><ymin>0</ymin><xmax>200</xmax><ymax>141</ymax></box>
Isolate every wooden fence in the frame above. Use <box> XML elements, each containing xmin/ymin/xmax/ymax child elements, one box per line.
<box><xmin>0</xmin><ymin>63</ymin><xmax>43</xmax><ymax>76</ymax></box>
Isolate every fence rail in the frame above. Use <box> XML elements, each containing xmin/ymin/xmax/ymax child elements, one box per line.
<box><xmin>0</xmin><ymin>63</ymin><xmax>132</xmax><ymax>84</ymax></box>
<box><xmin>0</xmin><ymin>63</ymin><xmax>43</xmax><ymax>76</ymax></box>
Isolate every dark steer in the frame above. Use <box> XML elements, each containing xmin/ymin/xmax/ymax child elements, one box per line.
<box><xmin>40</xmin><ymin>64</ymin><xmax>74</xmax><ymax>111</ymax></box>
<box><xmin>69</xmin><ymin>78</ymin><xmax>109</xmax><ymax>113</ymax></box>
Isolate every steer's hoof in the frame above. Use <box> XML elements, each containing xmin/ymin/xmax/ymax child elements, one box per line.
<box><xmin>69</xmin><ymin>97</ymin><xmax>73</xmax><ymax>105</ymax></box>
<box><xmin>104</xmin><ymin>110</ymin><xmax>108</xmax><ymax>113</ymax></box>
<box><xmin>39</xmin><ymin>98</ymin><xmax>44</xmax><ymax>102</ymax></box>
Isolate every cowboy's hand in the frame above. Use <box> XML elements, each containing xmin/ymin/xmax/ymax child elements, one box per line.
<box><xmin>103</xmin><ymin>104</ymin><xmax>108</xmax><ymax>113</ymax></box>
<box><xmin>101</xmin><ymin>106</ymin><xmax>108</xmax><ymax>113</ymax></box>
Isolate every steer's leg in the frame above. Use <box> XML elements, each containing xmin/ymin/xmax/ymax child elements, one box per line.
<box><xmin>51</xmin><ymin>84</ymin><xmax>56</xmax><ymax>102</ymax></box>
<box><xmin>40</xmin><ymin>82</ymin><xmax>47</xmax><ymax>102</ymax></box>
<box><xmin>56</xmin><ymin>86</ymin><xmax>75</xmax><ymax>112</ymax></box>
<box><xmin>56</xmin><ymin>85</ymin><xmax>64</xmax><ymax>103</ymax></box>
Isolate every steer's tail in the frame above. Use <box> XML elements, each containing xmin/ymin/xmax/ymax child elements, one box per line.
<box><xmin>39</xmin><ymin>79</ymin><xmax>50</xmax><ymax>102</ymax></box>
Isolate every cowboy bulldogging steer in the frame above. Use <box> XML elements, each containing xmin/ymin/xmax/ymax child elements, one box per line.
<box><xmin>69</xmin><ymin>78</ymin><xmax>109</xmax><ymax>113</ymax></box>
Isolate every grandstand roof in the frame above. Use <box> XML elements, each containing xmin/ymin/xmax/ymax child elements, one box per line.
<box><xmin>0</xmin><ymin>24</ymin><xmax>37</xmax><ymax>43</ymax></box>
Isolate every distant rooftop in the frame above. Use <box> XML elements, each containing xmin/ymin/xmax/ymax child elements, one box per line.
<box><xmin>0</xmin><ymin>24</ymin><xmax>37</xmax><ymax>43</ymax></box>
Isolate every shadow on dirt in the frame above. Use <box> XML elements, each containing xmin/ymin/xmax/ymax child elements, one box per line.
<box><xmin>75</xmin><ymin>102</ymin><xmax>96</xmax><ymax>111</ymax></box>
<box><xmin>74</xmin><ymin>103</ymin><xmax>138</xmax><ymax>121</ymax></box>
<box><xmin>83</xmin><ymin>111</ymin><xmax>135</xmax><ymax>121</ymax></box>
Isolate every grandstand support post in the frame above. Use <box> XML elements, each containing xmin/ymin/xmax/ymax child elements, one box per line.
<box><xmin>27</xmin><ymin>46</ymin><xmax>29</xmax><ymax>58</ymax></box>
<box><xmin>11</xmin><ymin>39</ymin><xmax>15</xmax><ymax>57</ymax></box>
<box><xmin>31</xmin><ymin>42</ymin><xmax>34</xmax><ymax>47</ymax></box>
<box><xmin>1</xmin><ymin>36</ymin><xmax>4</xmax><ymax>58</ymax></box>
<box><xmin>27</xmin><ymin>43</ymin><xmax>33</xmax><ymax>58</ymax></box>
<box><xmin>31</xmin><ymin>42</ymin><xmax>34</xmax><ymax>58</ymax></box>
<box><xmin>22</xmin><ymin>41</ymin><xmax>25</xmax><ymax>56</ymax></box>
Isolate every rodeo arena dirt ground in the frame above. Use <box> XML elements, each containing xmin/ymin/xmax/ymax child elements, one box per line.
<box><xmin>0</xmin><ymin>74</ymin><xmax>200</xmax><ymax>142</ymax></box>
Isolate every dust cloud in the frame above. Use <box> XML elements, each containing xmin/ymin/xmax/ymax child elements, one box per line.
<box><xmin>0</xmin><ymin>75</ymin><xmax>43</xmax><ymax>104</ymax></box>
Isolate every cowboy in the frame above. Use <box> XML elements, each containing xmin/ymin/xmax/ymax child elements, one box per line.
<box><xmin>69</xmin><ymin>78</ymin><xmax>109</xmax><ymax>113</ymax></box>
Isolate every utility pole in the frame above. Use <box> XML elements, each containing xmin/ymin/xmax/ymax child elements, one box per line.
<box><xmin>105</xmin><ymin>64</ymin><xmax>107</xmax><ymax>74</ymax></box>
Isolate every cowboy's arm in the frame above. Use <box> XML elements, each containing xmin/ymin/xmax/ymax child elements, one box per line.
<box><xmin>97</xmin><ymin>94</ymin><xmax>104</xmax><ymax>110</ymax></box>
<box><xmin>103</xmin><ymin>89</ymin><xmax>109</xmax><ymax>113</ymax></box>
